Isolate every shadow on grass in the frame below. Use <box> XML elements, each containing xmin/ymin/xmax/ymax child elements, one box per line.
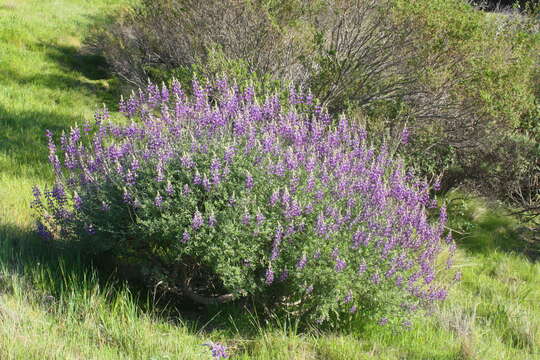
<box><xmin>0</xmin><ymin>49</ymin><xmax>121</xmax><ymax>179</ymax></box>
<box><xmin>0</xmin><ymin>105</ymin><xmax>74</xmax><ymax>179</ymax></box>
<box><xmin>42</xmin><ymin>43</ymin><xmax>123</xmax><ymax>110</ymax></box>
<box><xmin>0</xmin><ymin>222</ymin><xmax>271</xmax><ymax>338</ymax></box>
<box><xmin>447</xmin><ymin>199</ymin><xmax>540</xmax><ymax>262</ymax></box>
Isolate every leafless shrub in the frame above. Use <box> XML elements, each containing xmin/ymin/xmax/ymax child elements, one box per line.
<box><xmin>90</xmin><ymin>0</ymin><xmax>308</xmax><ymax>88</ymax></box>
<box><xmin>463</xmin><ymin>134</ymin><xmax>540</xmax><ymax>225</ymax></box>
<box><xmin>301</xmin><ymin>0</ymin><xmax>493</xmax><ymax>150</ymax></box>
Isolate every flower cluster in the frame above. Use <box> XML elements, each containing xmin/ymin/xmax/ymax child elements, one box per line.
<box><xmin>32</xmin><ymin>79</ymin><xmax>457</xmax><ymax>326</ymax></box>
<box><xmin>202</xmin><ymin>342</ymin><xmax>229</xmax><ymax>359</ymax></box>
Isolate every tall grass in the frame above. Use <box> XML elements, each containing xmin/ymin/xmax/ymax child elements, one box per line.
<box><xmin>0</xmin><ymin>1</ymin><xmax>538</xmax><ymax>359</ymax></box>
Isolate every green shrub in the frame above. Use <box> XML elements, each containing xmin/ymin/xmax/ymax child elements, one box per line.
<box><xmin>33</xmin><ymin>80</ymin><xmax>457</xmax><ymax>327</ymax></box>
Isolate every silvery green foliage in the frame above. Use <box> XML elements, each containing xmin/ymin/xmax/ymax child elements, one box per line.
<box><xmin>32</xmin><ymin>79</ymin><xmax>458</xmax><ymax>326</ymax></box>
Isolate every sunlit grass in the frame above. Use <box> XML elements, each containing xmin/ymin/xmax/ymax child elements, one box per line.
<box><xmin>0</xmin><ymin>1</ymin><xmax>538</xmax><ymax>359</ymax></box>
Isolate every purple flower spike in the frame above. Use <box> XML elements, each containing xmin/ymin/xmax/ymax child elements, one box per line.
<box><xmin>400</xmin><ymin>127</ymin><xmax>410</xmax><ymax>144</ymax></box>
<box><xmin>296</xmin><ymin>254</ymin><xmax>308</xmax><ymax>270</ymax></box>
<box><xmin>192</xmin><ymin>210</ymin><xmax>203</xmax><ymax>230</ymax></box>
<box><xmin>154</xmin><ymin>192</ymin><xmax>163</xmax><ymax>207</ymax></box>
<box><xmin>182</xmin><ymin>184</ymin><xmax>191</xmax><ymax>196</ymax></box>
<box><xmin>36</xmin><ymin>221</ymin><xmax>51</xmax><ymax>240</ymax></box>
<box><xmin>123</xmin><ymin>189</ymin><xmax>132</xmax><ymax>204</ymax></box>
<box><xmin>245</xmin><ymin>173</ymin><xmax>254</xmax><ymax>190</ymax></box>
<box><xmin>166</xmin><ymin>180</ymin><xmax>174</xmax><ymax>196</ymax></box>
<box><xmin>73</xmin><ymin>192</ymin><xmax>83</xmax><ymax>209</ymax></box>
<box><xmin>241</xmin><ymin>213</ymin><xmax>251</xmax><ymax>225</ymax></box>
<box><xmin>357</xmin><ymin>261</ymin><xmax>367</xmax><ymax>275</ymax></box>
<box><xmin>202</xmin><ymin>342</ymin><xmax>229</xmax><ymax>359</ymax></box>
<box><xmin>255</xmin><ymin>212</ymin><xmax>265</xmax><ymax>225</ymax></box>
<box><xmin>334</xmin><ymin>258</ymin><xmax>346</xmax><ymax>272</ymax></box>
<box><xmin>265</xmin><ymin>269</ymin><xmax>274</xmax><ymax>285</ymax></box>
<box><xmin>181</xmin><ymin>231</ymin><xmax>190</xmax><ymax>243</ymax></box>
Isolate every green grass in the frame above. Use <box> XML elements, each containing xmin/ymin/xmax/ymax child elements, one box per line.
<box><xmin>0</xmin><ymin>0</ymin><xmax>538</xmax><ymax>358</ymax></box>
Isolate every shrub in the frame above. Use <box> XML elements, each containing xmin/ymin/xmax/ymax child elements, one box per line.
<box><xmin>32</xmin><ymin>79</ymin><xmax>457</xmax><ymax>327</ymax></box>
<box><xmin>90</xmin><ymin>0</ymin><xmax>310</xmax><ymax>88</ymax></box>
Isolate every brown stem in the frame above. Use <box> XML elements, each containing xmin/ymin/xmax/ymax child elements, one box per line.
<box><xmin>181</xmin><ymin>278</ymin><xmax>235</xmax><ymax>305</ymax></box>
<box><xmin>178</xmin><ymin>264</ymin><xmax>235</xmax><ymax>305</ymax></box>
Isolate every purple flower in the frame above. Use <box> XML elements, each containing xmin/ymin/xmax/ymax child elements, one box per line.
<box><xmin>296</xmin><ymin>255</ymin><xmax>308</xmax><ymax>269</ymax></box>
<box><xmin>123</xmin><ymin>189</ymin><xmax>132</xmax><ymax>204</ymax></box>
<box><xmin>315</xmin><ymin>213</ymin><xmax>326</xmax><ymax>236</ymax></box>
<box><xmin>36</xmin><ymin>221</ymin><xmax>51</xmax><ymax>240</ymax></box>
<box><xmin>224</xmin><ymin>146</ymin><xmax>236</xmax><ymax>163</ymax></box>
<box><xmin>202</xmin><ymin>175</ymin><xmax>211</xmax><ymax>191</ymax></box>
<box><xmin>335</xmin><ymin>258</ymin><xmax>346</xmax><ymax>272</ymax></box>
<box><xmin>265</xmin><ymin>269</ymin><xmax>274</xmax><ymax>285</ymax></box>
<box><xmin>192</xmin><ymin>210</ymin><xmax>203</xmax><ymax>230</ymax></box>
<box><xmin>208</xmin><ymin>214</ymin><xmax>217</xmax><ymax>227</ymax></box>
<box><xmin>270</xmin><ymin>226</ymin><xmax>283</xmax><ymax>260</ymax></box>
<box><xmin>241</xmin><ymin>213</ymin><xmax>251</xmax><ymax>225</ymax></box>
<box><xmin>181</xmin><ymin>231</ymin><xmax>190</xmax><ymax>243</ymax></box>
<box><xmin>378</xmin><ymin>317</ymin><xmax>388</xmax><ymax>326</ymax></box>
<box><xmin>245</xmin><ymin>173</ymin><xmax>254</xmax><ymax>190</ymax></box>
<box><xmin>182</xmin><ymin>184</ymin><xmax>191</xmax><ymax>196</ymax></box>
<box><xmin>371</xmin><ymin>272</ymin><xmax>381</xmax><ymax>284</ymax></box>
<box><xmin>255</xmin><ymin>212</ymin><xmax>265</xmax><ymax>225</ymax></box>
<box><xmin>400</xmin><ymin>127</ymin><xmax>410</xmax><ymax>144</ymax></box>
<box><xmin>349</xmin><ymin>305</ymin><xmax>357</xmax><ymax>313</ymax></box>
<box><xmin>156</xmin><ymin>161</ymin><xmax>165</xmax><ymax>182</ymax></box>
<box><xmin>181</xmin><ymin>155</ymin><xmax>194</xmax><ymax>169</ymax></box>
<box><xmin>154</xmin><ymin>192</ymin><xmax>163</xmax><ymax>207</ymax></box>
<box><xmin>31</xmin><ymin>186</ymin><xmax>42</xmax><ymax>206</ymax></box>
<box><xmin>269</xmin><ymin>190</ymin><xmax>279</xmax><ymax>206</ymax></box>
<box><xmin>73</xmin><ymin>192</ymin><xmax>83</xmax><ymax>209</ymax></box>
<box><xmin>357</xmin><ymin>261</ymin><xmax>367</xmax><ymax>275</ymax></box>
<box><xmin>166</xmin><ymin>180</ymin><xmax>174</xmax><ymax>195</ymax></box>
<box><xmin>203</xmin><ymin>342</ymin><xmax>229</xmax><ymax>359</ymax></box>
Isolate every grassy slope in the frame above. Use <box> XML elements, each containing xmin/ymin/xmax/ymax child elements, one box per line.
<box><xmin>0</xmin><ymin>0</ymin><xmax>538</xmax><ymax>359</ymax></box>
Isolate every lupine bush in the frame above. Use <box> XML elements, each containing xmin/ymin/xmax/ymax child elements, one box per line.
<box><xmin>32</xmin><ymin>79</ymin><xmax>458</xmax><ymax>327</ymax></box>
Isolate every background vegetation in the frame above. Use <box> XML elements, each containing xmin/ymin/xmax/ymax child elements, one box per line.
<box><xmin>0</xmin><ymin>0</ymin><xmax>538</xmax><ymax>359</ymax></box>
